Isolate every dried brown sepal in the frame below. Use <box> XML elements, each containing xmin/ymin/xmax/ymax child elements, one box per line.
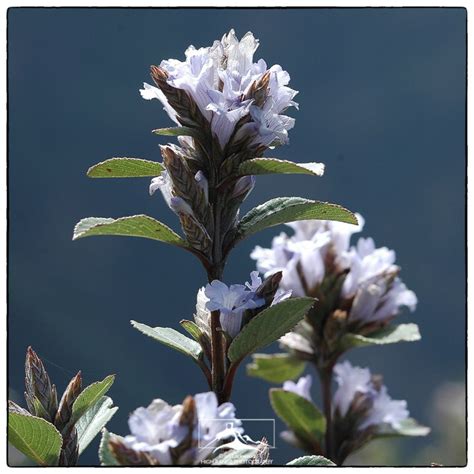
<box><xmin>323</xmin><ymin>309</ymin><xmax>348</xmax><ymax>349</ymax></box>
<box><xmin>8</xmin><ymin>400</ymin><xmax>31</xmax><ymax>416</ymax></box>
<box><xmin>161</xmin><ymin>145</ymin><xmax>209</xmax><ymax>224</ymax></box>
<box><xmin>249</xmin><ymin>438</ymin><xmax>271</xmax><ymax>465</ymax></box>
<box><xmin>179</xmin><ymin>213</ymin><xmax>212</xmax><ymax>255</ymax></box>
<box><xmin>246</xmin><ymin>70</ymin><xmax>271</xmax><ymax>107</ymax></box>
<box><xmin>256</xmin><ymin>271</ymin><xmax>283</xmax><ymax>305</ymax></box>
<box><xmin>332</xmin><ymin>393</ymin><xmax>375</xmax><ymax>464</ymax></box>
<box><xmin>54</xmin><ymin>371</ymin><xmax>82</xmax><ymax>432</ymax></box>
<box><xmin>109</xmin><ymin>437</ymin><xmax>158</xmax><ymax>466</ymax></box>
<box><xmin>150</xmin><ymin>66</ymin><xmax>209</xmax><ymax>133</ymax></box>
<box><xmin>170</xmin><ymin>396</ymin><xmax>196</xmax><ymax>464</ymax></box>
<box><xmin>240</xmin><ymin>272</ymin><xmax>284</xmax><ymax>327</ymax></box>
<box><xmin>24</xmin><ymin>346</ymin><xmax>57</xmax><ymax>421</ymax></box>
<box><xmin>58</xmin><ymin>425</ymin><xmax>79</xmax><ymax>467</ymax></box>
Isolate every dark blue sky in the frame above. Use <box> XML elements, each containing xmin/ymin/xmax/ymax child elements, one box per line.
<box><xmin>8</xmin><ymin>8</ymin><xmax>466</xmax><ymax>465</ymax></box>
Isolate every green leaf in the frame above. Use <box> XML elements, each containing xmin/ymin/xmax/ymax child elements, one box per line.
<box><xmin>236</xmin><ymin>197</ymin><xmax>357</xmax><ymax>242</ymax></box>
<box><xmin>376</xmin><ymin>418</ymin><xmax>430</xmax><ymax>438</ymax></box>
<box><xmin>228</xmin><ymin>298</ymin><xmax>315</xmax><ymax>363</ymax></box>
<box><xmin>75</xmin><ymin>396</ymin><xmax>118</xmax><ymax>455</ymax></box>
<box><xmin>71</xmin><ymin>375</ymin><xmax>115</xmax><ymax>423</ymax></box>
<box><xmin>239</xmin><ymin>158</ymin><xmax>325</xmax><ymax>177</ymax></box>
<box><xmin>341</xmin><ymin>323</ymin><xmax>421</xmax><ymax>351</ymax></box>
<box><xmin>180</xmin><ymin>319</ymin><xmax>203</xmax><ymax>342</ymax></box>
<box><xmin>87</xmin><ymin>158</ymin><xmax>164</xmax><ymax>178</ymax></box>
<box><xmin>98</xmin><ymin>429</ymin><xmax>120</xmax><ymax>466</ymax></box>
<box><xmin>247</xmin><ymin>353</ymin><xmax>306</xmax><ymax>384</ymax></box>
<box><xmin>270</xmin><ymin>389</ymin><xmax>326</xmax><ymax>445</ymax></box>
<box><xmin>73</xmin><ymin>215</ymin><xmax>188</xmax><ymax>248</ymax></box>
<box><xmin>131</xmin><ymin>320</ymin><xmax>203</xmax><ymax>361</ymax></box>
<box><xmin>287</xmin><ymin>455</ymin><xmax>336</xmax><ymax>466</ymax></box>
<box><xmin>152</xmin><ymin>126</ymin><xmax>195</xmax><ymax>137</ymax></box>
<box><xmin>8</xmin><ymin>412</ymin><xmax>62</xmax><ymax>466</ymax></box>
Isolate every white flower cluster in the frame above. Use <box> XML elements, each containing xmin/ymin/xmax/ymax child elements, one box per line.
<box><xmin>282</xmin><ymin>362</ymin><xmax>409</xmax><ymax>432</ymax></box>
<box><xmin>141</xmin><ymin>29</ymin><xmax>298</xmax><ymax>148</ymax></box>
<box><xmin>333</xmin><ymin>361</ymin><xmax>409</xmax><ymax>430</ymax></box>
<box><xmin>194</xmin><ymin>271</ymin><xmax>291</xmax><ymax>338</ymax></box>
<box><xmin>123</xmin><ymin>391</ymin><xmax>242</xmax><ymax>465</ymax></box>
<box><xmin>251</xmin><ymin>215</ymin><xmax>417</xmax><ymax>325</ymax></box>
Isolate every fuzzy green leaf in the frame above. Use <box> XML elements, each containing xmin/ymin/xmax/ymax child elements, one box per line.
<box><xmin>376</xmin><ymin>418</ymin><xmax>430</xmax><ymax>438</ymax></box>
<box><xmin>247</xmin><ymin>353</ymin><xmax>306</xmax><ymax>384</ymax></box>
<box><xmin>270</xmin><ymin>389</ymin><xmax>326</xmax><ymax>445</ymax></box>
<box><xmin>236</xmin><ymin>197</ymin><xmax>357</xmax><ymax>241</ymax></box>
<box><xmin>8</xmin><ymin>412</ymin><xmax>62</xmax><ymax>466</ymax></box>
<box><xmin>75</xmin><ymin>396</ymin><xmax>118</xmax><ymax>455</ymax></box>
<box><xmin>228</xmin><ymin>298</ymin><xmax>315</xmax><ymax>363</ymax></box>
<box><xmin>152</xmin><ymin>126</ymin><xmax>196</xmax><ymax>137</ymax></box>
<box><xmin>131</xmin><ymin>320</ymin><xmax>203</xmax><ymax>361</ymax></box>
<box><xmin>239</xmin><ymin>158</ymin><xmax>325</xmax><ymax>177</ymax></box>
<box><xmin>287</xmin><ymin>455</ymin><xmax>336</xmax><ymax>466</ymax></box>
<box><xmin>73</xmin><ymin>215</ymin><xmax>187</xmax><ymax>248</ymax></box>
<box><xmin>98</xmin><ymin>429</ymin><xmax>120</xmax><ymax>466</ymax></box>
<box><xmin>86</xmin><ymin>158</ymin><xmax>164</xmax><ymax>178</ymax></box>
<box><xmin>341</xmin><ymin>323</ymin><xmax>421</xmax><ymax>351</ymax></box>
<box><xmin>71</xmin><ymin>375</ymin><xmax>115</xmax><ymax>423</ymax></box>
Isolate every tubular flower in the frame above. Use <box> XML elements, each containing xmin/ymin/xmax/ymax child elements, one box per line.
<box><xmin>194</xmin><ymin>271</ymin><xmax>290</xmax><ymax>339</ymax></box>
<box><xmin>333</xmin><ymin>361</ymin><xmax>409</xmax><ymax>431</ymax></box>
<box><xmin>282</xmin><ymin>375</ymin><xmax>313</xmax><ymax>402</ymax></box>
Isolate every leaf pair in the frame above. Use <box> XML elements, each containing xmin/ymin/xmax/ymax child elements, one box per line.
<box><xmin>131</xmin><ymin>298</ymin><xmax>315</xmax><ymax>380</ymax></box>
<box><xmin>74</xmin><ymin>156</ymin><xmax>357</xmax><ymax>260</ymax></box>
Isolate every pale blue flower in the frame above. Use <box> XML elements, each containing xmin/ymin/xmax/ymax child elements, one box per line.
<box><xmin>333</xmin><ymin>361</ymin><xmax>409</xmax><ymax>431</ymax></box>
<box><xmin>204</xmin><ymin>279</ymin><xmax>264</xmax><ymax>337</ymax></box>
<box><xmin>282</xmin><ymin>375</ymin><xmax>313</xmax><ymax>402</ymax></box>
<box><xmin>123</xmin><ymin>391</ymin><xmax>243</xmax><ymax>465</ymax></box>
<box><xmin>140</xmin><ymin>29</ymin><xmax>298</xmax><ymax>148</ymax></box>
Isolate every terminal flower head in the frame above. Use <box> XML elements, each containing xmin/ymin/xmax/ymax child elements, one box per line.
<box><xmin>140</xmin><ymin>29</ymin><xmax>298</xmax><ymax>149</ymax></box>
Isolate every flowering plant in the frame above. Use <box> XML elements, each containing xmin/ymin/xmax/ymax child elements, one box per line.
<box><xmin>248</xmin><ymin>214</ymin><xmax>429</xmax><ymax>463</ymax></box>
<box><xmin>8</xmin><ymin>29</ymin><xmax>428</xmax><ymax>466</ymax></box>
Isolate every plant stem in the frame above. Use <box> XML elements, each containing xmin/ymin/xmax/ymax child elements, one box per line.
<box><xmin>210</xmin><ymin>309</ymin><xmax>226</xmax><ymax>403</ymax></box>
<box><xmin>320</xmin><ymin>367</ymin><xmax>334</xmax><ymax>460</ymax></box>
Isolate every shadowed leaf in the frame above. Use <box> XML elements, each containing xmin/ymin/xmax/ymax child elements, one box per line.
<box><xmin>236</xmin><ymin>197</ymin><xmax>357</xmax><ymax>242</ymax></box>
<box><xmin>8</xmin><ymin>413</ymin><xmax>62</xmax><ymax>466</ymax></box>
<box><xmin>87</xmin><ymin>158</ymin><xmax>164</xmax><ymax>178</ymax></box>
<box><xmin>73</xmin><ymin>215</ymin><xmax>187</xmax><ymax>248</ymax></box>
<box><xmin>239</xmin><ymin>158</ymin><xmax>325</xmax><ymax>177</ymax></box>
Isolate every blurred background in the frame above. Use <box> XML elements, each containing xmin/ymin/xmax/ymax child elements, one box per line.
<box><xmin>8</xmin><ymin>7</ymin><xmax>466</xmax><ymax>466</ymax></box>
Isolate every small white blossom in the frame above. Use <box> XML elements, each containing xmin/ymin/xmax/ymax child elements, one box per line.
<box><xmin>123</xmin><ymin>392</ymin><xmax>243</xmax><ymax>465</ymax></box>
<box><xmin>333</xmin><ymin>361</ymin><xmax>373</xmax><ymax>418</ymax></box>
<box><xmin>279</xmin><ymin>330</ymin><xmax>314</xmax><ymax>355</ymax></box>
<box><xmin>282</xmin><ymin>375</ymin><xmax>313</xmax><ymax>402</ymax></box>
<box><xmin>340</xmin><ymin>237</ymin><xmax>417</xmax><ymax>323</ymax></box>
<box><xmin>195</xmin><ymin>271</ymin><xmax>289</xmax><ymax>338</ymax></box>
<box><xmin>333</xmin><ymin>361</ymin><xmax>409</xmax><ymax>431</ymax></box>
<box><xmin>149</xmin><ymin>170</ymin><xmax>195</xmax><ymax>216</ymax></box>
<box><xmin>140</xmin><ymin>29</ymin><xmax>297</xmax><ymax>148</ymax></box>
<box><xmin>358</xmin><ymin>386</ymin><xmax>409</xmax><ymax>431</ymax></box>
<box><xmin>204</xmin><ymin>277</ymin><xmax>264</xmax><ymax>338</ymax></box>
